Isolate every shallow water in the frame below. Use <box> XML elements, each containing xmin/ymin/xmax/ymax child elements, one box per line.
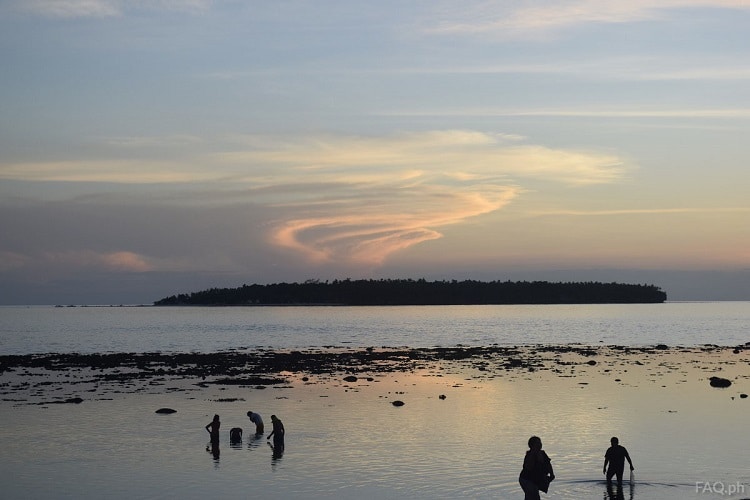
<box><xmin>1</xmin><ymin>348</ymin><xmax>748</xmax><ymax>499</ymax></box>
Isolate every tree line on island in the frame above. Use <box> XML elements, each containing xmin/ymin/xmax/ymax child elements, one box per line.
<box><xmin>153</xmin><ymin>279</ymin><xmax>667</xmax><ymax>306</ymax></box>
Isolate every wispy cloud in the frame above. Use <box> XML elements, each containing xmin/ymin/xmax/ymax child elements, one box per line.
<box><xmin>0</xmin><ymin>160</ymin><xmax>217</xmax><ymax>184</ymax></box>
<box><xmin>18</xmin><ymin>0</ymin><xmax>121</xmax><ymax>18</ymax></box>
<box><xmin>532</xmin><ymin>207</ymin><xmax>750</xmax><ymax>216</ymax></box>
<box><xmin>14</xmin><ymin>0</ymin><xmax>211</xmax><ymax>18</ymax></box>
<box><xmin>216</xmin><ymin>131</ymin><xmax>626</xmax><ymax>186</ymax></box>
<box><xmin>1</xmin><ymin>130</ymin><xmax>629</xmax><ymax>266</ymax></box>
<box><xmin>213</xmin><ymin>130</ymin><xmax>628</xmax><ymax>264</ymax></box>
<box><xmin>3</xmin><ymin>250</ymin><xmax>154</xmax><ymax>273</ymax></box>
<box><xmin>427</xmin><ymin>0</ymin><xmax>750</xmax><ymax>38</ymax></box>
<box><xmin>380</xmin><ymin>108</ymin><xmax>750</xmax><ymax>119</ymax></box>
<box><xmin>375</xmin><ymin>58</ymin><xmax>750</xmax><ymax>82</ymax></box>
<box><xmin>270</xmin><ymin>187</ymin><xmax>518</xmax><ymax>265</ymax></box>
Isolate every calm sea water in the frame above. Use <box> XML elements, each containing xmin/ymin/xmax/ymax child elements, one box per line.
<box><xmin>1</xmin><ymin>302</ymin><xmax>748</xmax><ymax>355</ymax></box>
<box><xmin>1</xmin><ymin>303</ymin><xmax>749</xmax><ymax>499</ymax></box>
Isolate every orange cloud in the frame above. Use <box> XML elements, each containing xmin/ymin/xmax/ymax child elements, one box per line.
<box><xmin>271</xmin><ymin>187</ymin><xmax>519</xmax><ymax>265</ymax></box>
<box><xmin>100</xmin><ymin>251</ymin><xmax>153</xmax><ymax>272</ymax></box>
<box><xmin>34</xmin><ymin>251</ymin><xmax>155</xmax><ymax>273</ymax></box>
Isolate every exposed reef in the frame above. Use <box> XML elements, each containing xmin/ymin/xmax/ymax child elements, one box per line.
<box><xmin>1</xmin><ymin>343</ymin><xmax>747</xmax><ymax>406</ymax></box>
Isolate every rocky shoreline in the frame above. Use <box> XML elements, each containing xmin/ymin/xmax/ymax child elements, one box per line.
<box><xmin>1</xmin><ymin>343</ymin><xmax>748</xmax><ymax>406</ymax></box>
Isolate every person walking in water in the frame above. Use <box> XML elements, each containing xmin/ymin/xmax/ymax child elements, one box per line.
<box><xmin>519</xmin><ymin>436</ymin><xmax>555</xmax><ymax>500</ymax></box>
<box><xmin>247</xmin><ymin>410</ymin><xmax>264</xmax><ymax>435</ymax></box>
<box><xmin>205</xmin><ymin>414</ymin><xmax>220</xmax><ymax>444</ymax></box>
<box><xmin>267</xmin><ymin>414</ymin><xmax>285</xmax><ymax>451</ymax></box>
<box><xmin>603</xmin><ymin>436</ymin><xmax>634</xmax><ymax>487</ymax></box>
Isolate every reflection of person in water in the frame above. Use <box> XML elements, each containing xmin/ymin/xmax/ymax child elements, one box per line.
<box><xmin>247</xmin><ymin>411</ymin><xmax>264</xmax><ymax>434</ymax></box>
<box><xmin>519</xmin><ymin>436</ymin><xmax>555</xmax><ymax>500</ymax></box>
<box><xmin>267</xmin><ymin>414</ymin><xmax>285</xmax><ymax>452</ymax></box>
<box><xmin>268</xmin><ymin>441</ymin><xmax>284</xmax><ymax>460</ymax></box>
<box><xmin>207</xmin><ymin>440</ymin><xmax>220</xmax><ymax>460</ymax></box>
<box><xmin>606</xmin><ymin>482</ymin><xmax>626</xmax><ymax>500</ymax></box>
<box><xmin>603</xmin><ymin>437</ymin><xmax>634</xmax><ymax>487</ymax></box>
<box><xmin>205</xmin><ymin>414</ymin><xmax>220</xmax><ymax>444</ymax></box>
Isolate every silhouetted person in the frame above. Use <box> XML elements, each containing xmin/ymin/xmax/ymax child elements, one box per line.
<box><xmin>247</xmin><ymin>410</ymin><xmax>264</xmax><ymax>434</ymax></box>
<box><xmin>205</xmin><ymin>414</ymin><xmax>220</xmax><ymax>444</ymax></box>
<box><xmin>603</xmin><ymin>437</ymin><xmax>634</xmax><ymax>487</ymax></box>
<box><xmin>230</xmin><ymin>427</ymin><xmax>243</xmax><ymax>444</ymax></box>
<box><xmin>267</xmin><ymin>414</ymin><xmax>285</xmax><ymax>452</ymax></box>
<box><xmin>519</xmin><ymin>436</ymin><xmax>555</xmax><ymax>500</ymax></box>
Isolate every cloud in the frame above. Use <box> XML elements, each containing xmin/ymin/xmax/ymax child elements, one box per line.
<box><xmin>1</xmin><ymin>130</ymin><xmax>629</xmax><ymax>267</ymax></box>
<box><xmin>100</xmin><ymin>251</ymin><xmax>153</xmax><ymax>272</ymax></box>
<box><xmin>216</xmin><ymin>131</ymin><xmax>626</xmax><ymax>186</ymax></box>
<box><xmin>532</xmin><ymin>207</ymin><xmax>750</xmax><ymax>216</ymax></box>
<box><xmin>212</xmin><ymin>130</ymin><xmax>628</xmax><ymax>264</ymax></box>
<box><xmin>427</xmin><ymin>0</ymin><xmax>750</xmax><ymax>38</ymax></box>
<box><xmin>270</xmin><ymin>187</ymin><xmax>518</xmax><ymax>265</ymax></box>
<box><xmin>18</xmin><ymin>0</ymin><xmax>121</xmax><ymax>17</ymax></box>
<box><xmin>4</xmin><ymin>250</ymin><xmax>154</xmax><ymax>275</ymax></box>
<box><xmin>380</xmin><ymin>108</ymin><xmax>750</xmax><ymax>119</ymax></box>
<box><xmin>0</xmin><ymin>252</ymin><xmax>30</xmax><ymax>272</ymax></box>
<box><xmin>44</xmin><ymin>250</ymin><xmax>154</xmax><ymax>273</ymax></box>
<box><xmin>15</xmin><ymin>0</ymin><xmax>211</xmax><ymax>18</ymax></box>
<box><xmin>0</xmin><ymin>160</ymin><xmax>217</xmax><ymax>184</ymax></box>
<box><xmin>378</xmin><ymin>58</ymin><xmax>750</xmax><ymax>82</ymax></box>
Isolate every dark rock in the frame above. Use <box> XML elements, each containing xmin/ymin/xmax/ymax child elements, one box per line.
<box><xmin>391</xmin><ymin>400</ymin><xmax>405</xmax><ymax>407</ymax></box>
<box><xmin>211</xmin><ymin>376</ymin><xmax>287</xmax><ymax>386</ymax></box>
<box><xmin>505</xmin><ymin>358</ymin><xmax>524</xmax><ymax>368</ymax></box>
<box><xmin>343</xmin><ymin>375</ymin><xmax>358</xmax><ymax>383</ymax></box>
<box><xmin>65</xmin><ymin>397</ymin><xmax>83</xmax><ymax>404</ymax></box>
<box><xmin>655</xmin><ymin>344</ymin><xmax>669</xmax><ymax>350</ymax></box>
<box><xmin>709</xmin><ymin>377</ymin><xmax>732</xmax><ymax>388</ymax></box>
<box><xmin>438</xmin><ymin>394</ymin><xmax>446</xmax><ymax>400</ymax></box>
<box><xmin>587</xmin><ymin>360</ymin><xmax>597</xmax><ymax>366</ymax></box>
<box><xmin>740</xmin><ymin>393</ymin><xmax>748</xmax><ymax>399</ymax></box>
<box><xmin>155</xmin><ymin>408</ymin><xmax>177</xmax><ymax>414</ymax></box>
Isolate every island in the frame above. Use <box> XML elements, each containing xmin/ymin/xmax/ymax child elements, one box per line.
<box><xmin>153</xmin><ymin>279</ymin><xmax>667</xmax><ymax>306</ymax></box>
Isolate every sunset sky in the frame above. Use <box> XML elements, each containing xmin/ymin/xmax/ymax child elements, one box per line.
<box><xmin>1</xmin><ymin>0</ymin><xmax>749</xmax><ymax>304</ymax></box>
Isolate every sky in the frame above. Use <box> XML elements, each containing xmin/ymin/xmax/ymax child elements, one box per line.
<box><xmin>1</xmin><ymin>0</ymin><xmax>749</xmax><ymax>305</ymax></box>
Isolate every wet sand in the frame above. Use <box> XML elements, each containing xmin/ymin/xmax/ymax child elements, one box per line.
<box><xmin>2</xmin><ymin>343</ymin><xmax>748</xmax><ymax>406</ymax></box>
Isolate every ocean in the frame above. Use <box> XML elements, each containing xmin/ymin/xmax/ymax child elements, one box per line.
<box><xmin>1</xmin><ymin>302</ymin><xmax>748</xmax><ymax>355</ymax></box>
<box><xmin>1</xmin><ymin>303</ymin><xmax>748</xmax><ymax>499</ymax></box>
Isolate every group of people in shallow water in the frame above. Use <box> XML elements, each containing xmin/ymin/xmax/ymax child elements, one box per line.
<box><xmin>206</xmin><ymin>416</ymin><xmax>633</xmax><ymax>497</ymax></box>
<box><xmin>520</xmin><ymin>436</ymin><xmax>634</xmax><ymax>500</ymax></box>
<box><xmin>204</xmin><ymin>411</ymin><xmax>285</xmax><ymax>459</ymax></box>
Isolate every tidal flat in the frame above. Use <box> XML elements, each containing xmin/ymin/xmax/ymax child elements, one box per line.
<box><xmin>1</xmin><ymin>344</ymin><xmax>749</xmax><ymax>499</ymax></box>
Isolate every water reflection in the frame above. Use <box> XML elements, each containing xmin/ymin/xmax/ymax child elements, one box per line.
<box><xmin>605</xmin><ymin>483</ymin><xmax>634</xmax><ymax>499</ymax></box>
<box><xmin>268</xmin><ymin>441</ymin><xmax>284</xmax><ymax>465</ymax></box>
<box><xmin>246</xmin><ymin>433</ymin><xmax>264</xmax><ymax>450</ymax></box>
<box><xmin>3</xmin><ymin>347</ymin><xmax>748</xmax><ymax>500</ymax></box>
<box><xmin>206</xmin><ymin>441</ymin><xmax>220</xmax><ymax>465</ymax></box>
